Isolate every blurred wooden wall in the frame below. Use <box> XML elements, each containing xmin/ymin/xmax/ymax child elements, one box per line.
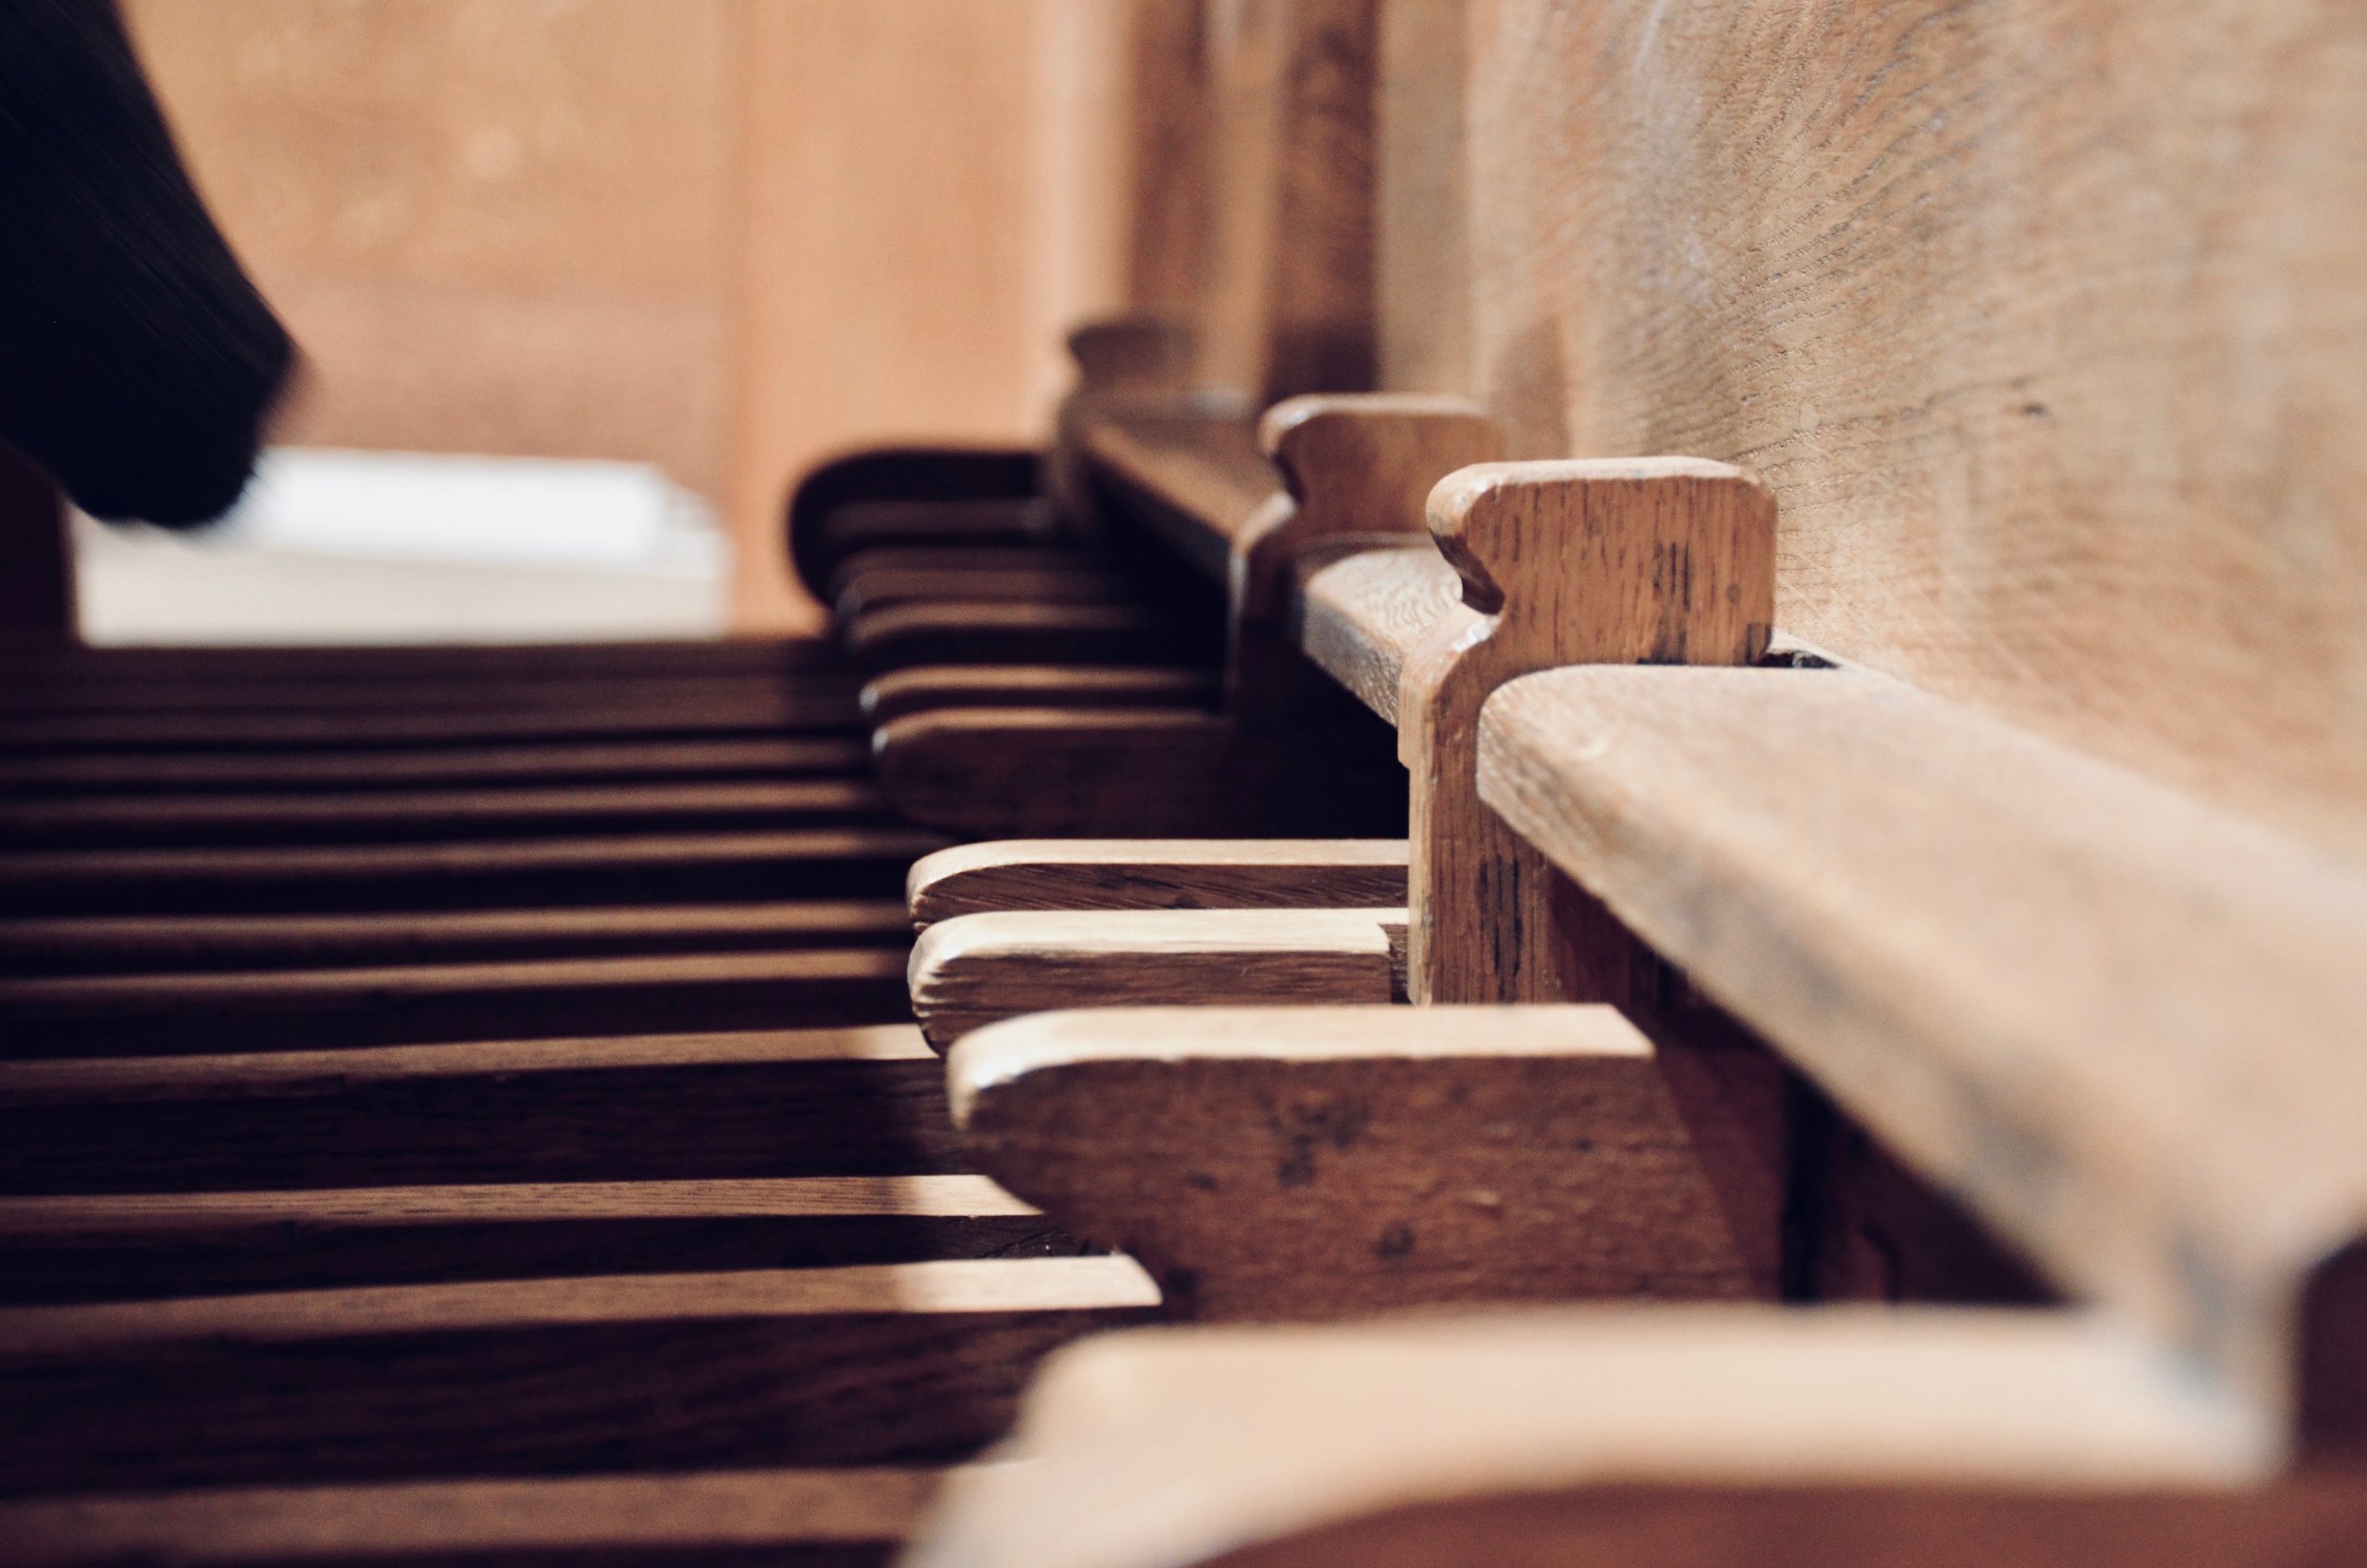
<box><xmin>126</xmin><ymin>0</ymin><xmax>1142</xmax><ymax>630</ymax></box>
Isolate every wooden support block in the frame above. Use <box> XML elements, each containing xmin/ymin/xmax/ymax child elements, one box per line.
<box><xmin>0</xmin><ymin>900</ymin><xmax>912</xmax><ymax>975</ymax></box>
<box><xmin>0</xmin><ymin>736</ymin><xmax>874</xmax><ymax>796</ymax></box>
<box><xmin>950</xmin><ymin>1005</ymin><xmax>1762</xmax><ymax>1319</ymax></box>
<box><xmin>873</xmin><ymin>709</ymin><xmax>1402</xmax><ymax>839</ymax></box>
<box><xmin>843</xmin><ymin>603</ymin><xmax>1209</xmax><ymax>675</ymax></box>
<box><xmin>3</xmin><ymin>1467</ymin><xmax>955</xmax><ymax>1568</ymax></box>
<box><xmin>908</xmin><ymin>1309</ymin><xmax>2309</xmax><ymax>1568</ymax></box>
<box><xmin>0</xmin><ymin>1176</ymin><xmax>1077</xmax><ymax>1305</ymax></box>
<box><xmin>0</xmin><ymin>826</ymin><xmax>943</xmax><ymax>916</ymax></box>
<box><xmin>1236</xmin><ymin>396</ymin><xmax>1500</xmax><ymax>719</ymax></box>
<box><xmin>907</xmin><ymin>839</ymin><xmax>1407</xmax><ymax>926</ymax></box>
<box><xmin>1477</xmin><ymin>663</ymin><xmax>2367</xmax><ymax>1448</ymax></box>
<box><xmin>906</xmin><ymin>909</ymin><xmax>1403</xmax><ymax>1051</ymax></box>
<box><xmin>1399</xmin><ymin>459</ymin><xmax>1774</xmax><ymax>1004</ymax></box>
<box><xmin>0</xmin><ymin>946</ymin><xmax>914</xmax><ymax>1056</ymax></box>
<box><xmin>0</xmin><ymin>1256</ymin><xmax>1157</xmax><ymax>1494</ymax></box>
<box><xmin>0</xmin><ymin>779</ymin><xmax>892</xmax><ymax>848</ymax></box>
<box><xmin>0</xmin><ymin>1027</ymin><xmax>961</xmax><ymax>1190</ymax></box>
<box><xmin>860</xmin><ymin>666</ymin><xmax>1216</xmax><ymax>726</ymax></box>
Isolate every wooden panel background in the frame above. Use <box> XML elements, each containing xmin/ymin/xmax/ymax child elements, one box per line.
<box><xmin>123</xmin><ymin>0</ymin><xmax>1146</xmax><ymax>631</ymax></box>
<box><xmin>124</xmin><ymin>0</ymin><xmax>741</xmax><ymax>501</ymax></box>
<box><xmin>1424</xmin><ymin>0</ymin><xmax>2367</xmax><ymax>864</ymax></box>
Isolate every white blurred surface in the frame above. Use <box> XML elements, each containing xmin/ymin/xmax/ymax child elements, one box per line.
<box><xmin>75</xmin><ymin>449</ymin><xmax>731</xmax><ymax>646</ymax></box>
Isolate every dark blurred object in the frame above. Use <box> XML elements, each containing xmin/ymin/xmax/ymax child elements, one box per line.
<box><xmin>0</xmin><ymin>0</ymin><xmax>291</xmax><ymax>528</ymax></box>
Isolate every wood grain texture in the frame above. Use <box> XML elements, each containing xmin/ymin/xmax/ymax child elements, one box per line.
<box><xmin>0</xmin><ymin>1177</ymin><xmax>1076</xmax><ymax>1305</ymax></box>
<box><xmin>907</xmin><ymin>908</ymin><xmax>1403</xmax><ymax>1050</ymax></box>
<box><xmin>0</xmin><ymin>1257</ymin><xmax>1158</xmax><ymax>1494</ymax></box>
<box><xmin>874</xmin><ymin>708</ymin><xmax>1403</xmax><ymax>839</ymax></box>
<box><xmin>951</xmin><ymin>1005</ymin><xmax>1758</xmax><ymax>1318</ymax></box>
<box><xmin>1450</xmin><ymin>0</ymin><xmax>2367</xmax><ymax>868</ymax></box>
<box><xmin>0</xmin><ymin>780</ymin><xmax>890</xmax><ymax>848</ymax></box>
<box><xmin>0</xmin><ymin>1027</ymin><xmax>959</xmax><ymax>1190</ymax></box>
<box><xmin>1398</xmin><ymin>460</ymin><xmax>1773</xmax><ymax>1003</ymax></box>
<box><xmin>0</xmin><ymin>737</ymin><xmax>873</xmax><ymax>795</ymax></box>
<box><xmin>1291</xmin><ymin>544</ymin><xmax>1460</xmax><ymax>723</ymax></box>
<box><xmin>0</xmin><ymin>827</ymin><xmax>943</xmax><ymax>916</ymax></box>
<box><xmin>909</xmin><ymin>1310</ymin><xmax>2307</xmax><ymax>1568</ymax></box>
<box><xmin>1224</xmin><ymin>396</ymin><xmax>1500</xmax><ymax>722</ymax></box>
<box><xmin>0</xmin><ymin>672</ymin><xmax>851</xmax><ymax>717</ymax></box>
<box><xmin>861</xmin><ymin>666</ymin><xmax>1217</xmax><ymax>725</ymax></box>
<box><xmin>0</xmin><ymin>693</ymin><xmax>860</xmax><ymax>752</ymax></box>
<box><xmin>1375</xmin><ymin>0</ymin><xmax>1472</xmax><ymax>394</ymax></box>
<box><xmin>908</xmin><ymin>839</ymin><xmax>1407</xmax><ymax>926</ymax></box>
<box><xmin>0</xmin><ymin>947</ymin><xmax>914</xmax><ymax>1057</ymax></box>
<box><xmin>1245</xmin><ymin>394</ymin><xmax>1499</xmax><ymax>620</ymax></box>
<box><xmin>0</xmin><ymin>900</ymin><xmax>911</xmax><ymax>975</ymax></box>
<box><xmin>1192</xmin><ymin>0</ymin><xmax>1379</xmax><ymax>402</ymax></box>
<box><xmin>4</xmin><ymin>1467</ymin><xmax>952</xmax><ymax>1566</ymax></box>
<box><xmin>0</xmin><ymin>638</ymin><xmax>847</xmax><ymax>684</ymax></box>
<box><xmin>1477</xmin><ymin>663</ymin><xmax>2367</xmax><ymax>1441</ymax></box>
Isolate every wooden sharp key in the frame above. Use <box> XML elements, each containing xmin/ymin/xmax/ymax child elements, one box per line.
<box><xmin>905</xmin><ymin>908</ymin><xmax>1404</xmax><ymax>1051</ymax></box>
<box><xmin>950</xmin><ymin>1005</ymin><xmax>1763</xmax><ymax>1319</ymax></box>
<box><xmin>907</xmin><ymin>839</ymin><xmax>1408</xmax><ymax>927</ymax></box>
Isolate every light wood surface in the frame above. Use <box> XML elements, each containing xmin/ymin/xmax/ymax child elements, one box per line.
<box><xmin>861</xmin><ymin>666</ymin><xmax>1216</xmax><ymax>725</ymax></box>
<box><xmin>1398</xmin><ymin>460</ymin><xmax>1773</xmax><ymax>1003</ymax></box>
<box><xmin>1190</xmin><ymin>0</ymin><xmax>1379</xmax><ymax>401</ymax></box>
<box><xmin>0</xmin><ymin>1026</ymin><xmax>958</xmax><ymax>1190</ymax></box>
<box><xmin>1291</xmin><ymin>544</ymin><xmax>1460</xmax><ymax>724</ymax></box>
<box><xmin>1442</xmin><ymin>0</ymin><xmax>2367</xmax><ymax>870</ymax></box>
<box><xmin>1245</xmin><ymin>394</ymin><xmax>1499</xmax><ymax>622</ymax></box>
<box><xmin>1225</xmin><ymin>395</ymin><xmax>1500</xmax><ymax>721</ymax></box>
<box><xmin>0</xmin><ymin>1257</ymin><xmax>1157</xmax><ymax>1493</ymax></box>
<box><xmin>5</xmin><ymin>1467</ymin><xmax>954</xmax><ymax>1566</ymax></box>
<box><xmin>908</xmin><ymin>839</ymin><xmax>1407</xmax><ymax>926</ymax></box>
<box><xmin>908</xmin><ymin>1309</ymin><xmax>2293</xmax><ymax>1568</ymax></box>
<box><xmin>951</xmin><ymin>1005</ymin><xmax>1758</xmax><ymax>1318</ymax></box>
<box><xmin>1477</xmin><ymin>662</ymin><xmax>2367</xmax><ymax>1440</ymax></box>
<box><xmin>907</xmin><ymin>908</ymin><xmax>1403</xmax><ymax>1050</ymax></box>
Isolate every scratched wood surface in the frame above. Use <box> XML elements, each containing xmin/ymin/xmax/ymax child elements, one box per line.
<box><xmin>1436</xmin><ymin>0</ymin><xmax>2367</xmax><ymax>864</ymax></box>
